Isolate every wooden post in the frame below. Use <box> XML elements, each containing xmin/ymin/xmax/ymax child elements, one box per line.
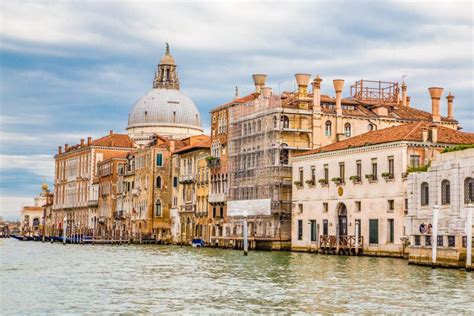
<box><xmin>466</xmin><ymin>203</ymin><xmax>473</xmax><ymax>271</ymax></box>
<box><xmin>336</xmin><ymin>223</ymin><xmax>339</xmax><ymax>254</ymax></box>
<box><xmin>432</xmin><ymin>205</ymin><xmax>439</xmax><ymax>268</ymax></box>
<box><xmin>243</xmin><ymin>217</ymin><xmax>248</xmax><ymax>256</ymax></box>
<box><xmin>355</xmin><ymin>220</ymin><xmax>360</xmax><ymax>255</ymax></box>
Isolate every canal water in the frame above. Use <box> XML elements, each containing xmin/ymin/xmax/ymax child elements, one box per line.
<box><xmin>1</xmin><ymin>239</ymin><xmax>473</xmax><ymax>314</ymax></box>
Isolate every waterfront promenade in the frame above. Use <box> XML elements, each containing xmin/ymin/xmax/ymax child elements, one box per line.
<box><xmin>1</xmin><ymin>239</ymin><xmax>473</xmax><ymax>314</ymax></box>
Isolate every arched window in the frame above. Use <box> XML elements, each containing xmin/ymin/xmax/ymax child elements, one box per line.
<box><xmin>441</xmin><ymin>180</ymin><xmax>450</xmax><ymax>205</ymax></box>
<box><xmin>325</xmin><ymin>121</ymin><xmax>332</xmax><ymax>136</ymax></box>
<box><xmin>32</xmin><ymin>217</ymin><xmax>40</xmax><ymax>226</ymax></box>
<box><xmin>257</xmin><ymin>119</ymin><xmax>262</xmax><ymax>132</ymax></box>
<box><xmin>421</xmin><ymin>182</ymin><xmax>429</xmax><ymax>206</ymax></box>
<box><xmin>281</xmin><ymin>116</ymin><xmax>290</xmax><ymax>128</ymax></box>
<box><xmin>155</xmin><ymin>199</ymin><xmax>162</xmax><ymax>217</ymax></box>
<box><xmin>368</xmin><ymin>124</ymin><xmax>375</xmax><ymax>131</ymax></box>
<box><xmin>273</xmin><ymin>116</ymin><xmax>278</xmax><ymax>129</ymax></box>
<box><xmin>344</xmin><ymin>123</ymin><xmax>351</xmax><ymax>137</ymax></box>
<box><xmin>156</xmin><ymin>176</ymin><xmax>162</xmax><ymax>188</ymax></box>
<box><xmin>465</xmin><ymin>177</ymin><xmax>474</xmax><ymax>203</ymax></box>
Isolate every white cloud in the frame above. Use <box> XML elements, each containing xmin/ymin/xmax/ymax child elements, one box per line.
<box><xmin>0</xmin><ymin>154</ymin><xmax>54</xmax><ymax>178</ymax></box>
<box><xmin>0</xmin><ymin>195</ymin><xmax>34</xmax><ymax>220</ymax></box>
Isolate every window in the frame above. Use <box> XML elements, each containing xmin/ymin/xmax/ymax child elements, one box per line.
<box><xmin>281</xmin><ymin>115</ymin><xmax>290</xmax><ymax>128</ymax></box>
<box><xmin>299</xmin><ymin>168</ymin><xmax>303</xmax><ymax>184</ymax></box>
<box><xmin>372</xmin><ymin>159</ymin><xmax>378</xmax><ymax>180</ymax></box>
<box><xmin>414</xmin><ymin>235</ymin><xmax>420</xmax><ymax>246</ymax></box>
<box><xmin>437</xmin><ymin>235</ymin><xmax>444</xmax><ymax>247</ymax></box>
<box><xmin>368</xmin><ymin>124</ymin><xmax>374</xmax><ymax>131</ymax></box>
<box><xmin>410</xmin><ymin>155</ymin><xmax>420</xmax><ymax>168</ymax></box>
<box><xmin>344</xmin><ymin>123</ymin><xmax>351</xmax><ymax>137</ymax></box>
<box><xmin>325</xmin><ymin>121</ymin><xmax>332</xmax><ymax>136</ymax></box>
<box><xmin>297</xmin><ymin>220</ymin><xmax>303</xmax><ymax>240</ymax></box>
<box><xmin>421</xmin><ymin>182</ymin><xmax>429</xmax><ymax>206</ymax></box>
<box><xmin>257</xmin><ymin>120</ymin><xmax>262</xmax><ymax>132</ymax></box>
<box><xmin>324</xmin><ymin>164</ymin><xmax>329</xmax><ymax>182</ymax></box>
<box><xmin>323</xmin><ymin>220</ymin><xmax>328</xmax><ymax>235</ymax></box>
<box><xmin>155</xmin><ymin>199</ymin><xmax>162</xmax><ymax>217</ymax></box>
<box><xmin>355</xmin><ymin>201</ymin><xmax>361</xmax><ymax>212</ymax></box>
<box><xmin>156</xmin><ymin>153</ymin><xmax>163</xmax><ymax>166</ymax></box>
<box><xmin>298</xmin><ymin>204</ymin><xmax>303</xmax><ymax>213</ymax></box>
<box><xmin>310</xmin><ymin>220</ymin><xmax>317</xmax><ymax>242</ymax></box>
<box><xmin>280</xmin><ymin>148</ymin><xmax>289</xmax><ymax>165</ymax></box>
<box><xmin>441</xmin><ymin>180</ymin><xmax>450</xmax><ymax>205</ymax></box>
<box><xmin>339</xmin><ymin>162</ymin><xmax>345</xmax><ymax>182</ymax></box>
<box><xmin>465</xmin><ymin>177</ymin><xmax>474</xmax><ymax>203</ymax></box>
<box><xmin>388</xmin><ymin>156</ymin><xmax>394</xmax><ymax>176</ymax></box>
<box><xmin>273</xmin><ymin>116</ymin><xmax>278</xmax><ymax>129</ymax></box>
<box><xmin>156</xmin><ymin>176</ymin><xmax>162</xmax><ymax>188</ymax></box>
<box><xmin>448</xmin><ymin>235</ymin><xmax>455</xmax><ymax>247</ymax></box>
<box><xmin>311</xmin><ymin>166</ymin><xmax>316</xmax><ymax>182</ymax></box>
<box><xmin>388</xmin><ymin>200</ymin><xmax>394</xmax><ymax>211</ymax></box>
<box><xmin>387</xmin><ymin>219</ymin><xmax>394</xmax><ymax>243</ymax></box>
<box><xmin>323</xmin><ymin>202</ymin><xmax>328</xmax><ymax>213</ymax></box>
<box><xmin>369</xmin><ymin>219</ymin><xmax>379</xmax><ymax>244</ymax></box>
<box><xmin>173</xmin><ymin>176</ymin><xmax>178</xmax><ymax>188</ymax></box>
<box><xmin>356</xmin><ymin>160</ymin><xmax>362</xmax><ymax>179</ymax></box>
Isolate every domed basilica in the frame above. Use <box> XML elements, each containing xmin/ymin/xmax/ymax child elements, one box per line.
<box><xmin>126</xmin><ymin>44</ymin><xmax>203</xmax><ymax>145</ymax></box>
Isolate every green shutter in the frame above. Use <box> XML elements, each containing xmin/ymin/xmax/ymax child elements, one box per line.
<box><xmin>156</xmin><ymin>153</ymin><xmax>163</xmax><ymax>166</ymax></box>
<box><xmin>369</xmin><ymin>219</ymin><xmax>379</xmax><ymax>244</ymax></box>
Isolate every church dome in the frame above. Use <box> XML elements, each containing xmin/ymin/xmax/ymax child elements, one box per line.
<box><xmin>126</xmin><ymin>44</ymin><xmax>203</xmax><ymax>144</ymax></box>
<box><xmin>127</xmin><ymin>88</ymin><xmax>202</xmax><ymax>129</ymax></box>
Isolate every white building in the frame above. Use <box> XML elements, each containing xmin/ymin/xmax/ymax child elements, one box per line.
<box><xmin>290</xmin><ymin>122</ymin><xmax>474</xmax><ymax>257</ymax></box>
<box><xmin>406</xmin><ymin>147</ymin><xmax>474</xmax><ymax>268</ymax></box>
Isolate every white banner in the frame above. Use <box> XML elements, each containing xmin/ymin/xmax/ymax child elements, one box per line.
<box><xmin>227</xmin><ymin>199</ymin><xmax>272</xmax><ymax>217</ymax></box>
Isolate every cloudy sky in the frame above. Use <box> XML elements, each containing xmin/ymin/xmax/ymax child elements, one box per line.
<box><xmin>0</xmin><ymin>1</ymin><xmax>472</xmax><ymax>220</ymax></box>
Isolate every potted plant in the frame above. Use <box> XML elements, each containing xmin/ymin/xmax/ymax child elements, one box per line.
<box><xmin>382</xmin><ymin>172</ymin><xmax>394</xmax><ymax>180</ymax></box>
<box><xmin>331</xmin><ymin>177</ymin><xmax>343</xmax><ymax>185</ymax></box>
<box><xmin>365</xmin><ymin>174</ymin><xmax>376</xmax><ymax>181</ymax></box>
<box><xmin>293</xmin><ymin>181</ymin><xmax>302</xmax><ymax>187</ymax></box>
<box><xmin>305</xmin><ymin>179</ymin><xmax>315</xmax><ymax>185</ymax></box>
<box><xmin>349</xmin><ymin>175</ymin><xmax>361</xmax><ymax>182</ymax></box>
<box><xmin>318</xmin><ymin>178</ymin><xmax>328</xmax><ymax>185</ymax></box>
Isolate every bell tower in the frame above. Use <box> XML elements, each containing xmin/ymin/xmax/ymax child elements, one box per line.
<box><xmin>153</xmin><ymin>43</ymin><xmax>180</xmax><ymax>90</ymax></box>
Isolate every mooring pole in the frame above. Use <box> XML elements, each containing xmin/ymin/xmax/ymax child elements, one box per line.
<box><xmin>355</xmin><ymin>220</ymin><xmax>360</xmax><ymax>255</ymax></box>
<box><xmin>466</xmin><ymin>203</ymin><xmax>473</xmax><ymax>271</ymax></box>
<box><xmin>243</xmin><ymin>217</ymin><xmax>248</xmax><ymax>256</ymax></box>
<box><xmin>62</xmin><ymin>216</ymin><xmax>67</xmax><ymax>245</ymax></box>
<box><xmin>432</xmin><ymin>204</ymin><xmax>439</xmax><ymax>268</ymax></box>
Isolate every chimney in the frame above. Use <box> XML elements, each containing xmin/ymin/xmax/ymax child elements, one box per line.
<box><xmin>446</xmin><ymin>92</ymin><xmax>454</xmax><ymax>120</ymax></box>
<box><xmin>80</xmin><ymin>139</ymin><xmax>85</xmax><ymax>147</ymax></box>
<box><xmin>87</xmin><ymin>137</ymin><xmax>92</xmax><ymax>146</ymax></box>
<box><xmin>109</xmin><ymin>130</ymin><xmax>113</xmax><ymax>135</ymax></box>
<box><xmin>65</xmin><ymin>144</ymin><xmax>69</xmax><ymax>152</ymax></box>
<box><xmin>252</xmin><ymin>74</ymin><xmax>267</xmax><ymax>94</ymax></box>
<box><xmin>430</xmin><ymin>125</ymin><xmax>438</xmax><ymax>143</ymax></box>
<box><xmin>406</xmin><ymin>96</ymin><xmax>411</xmax><ymax>107</ymax></box>
<box><xmin>422</xmin><ymin>128</ymin><xmax>429</xmax><ymax>143</ymax></box>
<box><xmin>401</xmin><ymin>82</ymin><xmax>407</xmax><ymax>107</ymax></box>
<box><xmin>428</xmin><ymin>87</ymin><xmax>443</xmax><ymax>123</ymax></box>
<box><xmin>261</xmin><ymin>87</ymin><xmax>272</xmax><ymax>99</ymax></box>
<box><xmin>333</xmin><ymin>79</ymin><xmax>344</xmax><ymax>114</ymax></box>
<box><xmin>295</xmin><ymin>74</ymin><xmax>311</xmax><ymax>97</ymax></box>
<box><xmin>58</xmin><ymin>146</ymin><xmax>62</xmax><ymax>154</ymax></box>
<box><xmin>312</xmin><ymin>74</ymin><xmax>323</xmax><ymax>112</ymax></box>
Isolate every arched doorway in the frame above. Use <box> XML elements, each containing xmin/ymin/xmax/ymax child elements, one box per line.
<box><xmin>337</xmin><ymin>203</ymin><xmax>348</xmax><ymax>236</ymax></box>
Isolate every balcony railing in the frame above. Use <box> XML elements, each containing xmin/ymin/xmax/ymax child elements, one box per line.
<box><xmin>208</xmin><ymin>193</ymin><xmax>226</xmax><ymax>203</ymax></box>
<box><xmin>320</xmin><ymin>235</ymin><xmax>363</xmax><ymax>249</ymax></box>
<box><xmin>179</xmin><ymin>174</ymin><xmax>196</xmax><ymax>183</ymax></box>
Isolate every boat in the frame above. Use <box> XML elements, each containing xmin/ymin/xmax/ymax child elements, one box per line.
<box><xmin>191</xmin><ymin>238</ymin><xmax>205</xmax><ymax>247</ymax></box>
<box><xmin>11</xmin><ymin>235</ymin><xmax>25</xmax><ymax>241</ymax></box>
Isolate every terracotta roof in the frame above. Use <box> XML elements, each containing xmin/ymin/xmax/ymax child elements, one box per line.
<box><xmin>211</xmin><ymin>93</ymin><xmax>259</xmax><ymax>112</ymax></box>
<box><xmin>92</xmin><ymin>133</ymin><xmax>134</xmax><ymax>148</ymax></box>
<box><xmin>173</xmin><ymin>137</ymin><xmax>211</xmax><ymax>155</ymax></box>
<box><xmin>295</xmin><ymin>122</ymin><xmax>474</xmax><ymax>157</ymax></box>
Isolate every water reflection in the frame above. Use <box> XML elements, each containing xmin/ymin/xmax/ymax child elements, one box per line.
<box><xmin>0</xmin><ymin>239</ymin><xmax>472</xmax><ymax>314</ymax></box>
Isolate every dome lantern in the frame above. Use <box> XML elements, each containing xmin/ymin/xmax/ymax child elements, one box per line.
<box><xmin>153</xmin><ymin>43</ymin><xmax>179</xmax><ymax>90</ymax></box>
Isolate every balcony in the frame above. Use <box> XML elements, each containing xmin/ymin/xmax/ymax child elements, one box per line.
<box><xmin>179</xmin><ymin>174</ymin><xmax>196</xmax><ymax>184</ymax></box>
<box><xmin>209</xmin><ymin>193</ymin><xmax>226</xmax><ymax>203</ymax></box>
<box><xmin>206</xmin><ymin>157</ymin><xmax>221</xmax><ymax>168</ymax></box>
<box><xmin>113</xmin><ymin>211</ymin><xmax>125</xmax><ymax>220</ymax></box>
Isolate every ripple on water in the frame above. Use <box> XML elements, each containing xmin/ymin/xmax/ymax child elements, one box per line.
<box><xmin>1</xmin><ymin>239</ymin><xmax>473</xmax><ymax>314</ymax></box>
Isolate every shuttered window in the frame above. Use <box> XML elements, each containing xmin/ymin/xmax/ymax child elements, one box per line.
<box><xmin>156</xmin><ymin>153</ymin><xmax>163</xmax><ymax>166</ymax></box>
<box><xmin>310</xmin><ymin>220</ymin><xmax>317</xmax><ymax>241</ymax></box>
<box><xmin>369</xmin><ymin>219</ymin><xmax>379</xmax><ymax>244</ymax></box>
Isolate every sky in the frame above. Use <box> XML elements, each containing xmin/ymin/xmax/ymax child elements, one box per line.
<box><xmin>0</xmin><ymin>1</ymin><xmax>472</xmax><ymax>220</ymax></box>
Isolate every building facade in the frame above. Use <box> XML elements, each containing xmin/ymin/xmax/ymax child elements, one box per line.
<box><xmin>290</xmin><ymin>122</ymin><xmax>474</xmax><ymax>256</ymax></box>
<box><xmin>406</xmin><ymin>147</ymin><xmax>474</xmax><ymax>268</ymax></box>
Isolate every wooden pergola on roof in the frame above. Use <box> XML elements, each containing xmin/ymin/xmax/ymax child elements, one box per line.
<box><xmin>350</xmin><ymin>80</ymin><xmax>399</xmax><ymax>104</ymax></box>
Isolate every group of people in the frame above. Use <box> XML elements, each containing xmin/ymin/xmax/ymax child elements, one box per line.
<box><xmin>419</xmin><ymin>223</ymin><xmax>433</xmax><ymax>235</ymax></box>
